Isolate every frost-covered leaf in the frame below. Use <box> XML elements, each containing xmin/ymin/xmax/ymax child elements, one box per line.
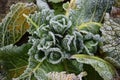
<box><xmin>0</xmin><ymin>44</ymin><xmax>31</xmax><ymax>79</ymax></box>
<box><xmin>100</xmin><ymin>13</ymin><xmax>120</xmax><ymax>68</ymax></box>
<box><xmin>62</xmin><ymin>31</ymin><xmax>84</xmax><ymax>54</ymax></box>
<box><xmin>26</xmin><ymin>10</ymin><xmax>102</xmax><ymax>63</ymax></box>
<box><xmin>49</xmin><ymin>15</ymin><xmax>72</xmax><ymax>35</ymax></box>
<box><xmin>27</xmin><ymin>9</ymin><xmax>54</xmax><ymax>34</ymax></box>
<box><xmin>79</xmin><ymin>31</ymin><xmax>102</xmax><ymax>55</ymax></box>
<box><xmin>36</xmin><ymin>0</ymin><xmax>50</xmax><ymax>10</ymax></box>
<box><xmin>72</xmin><ymin>54</ymin><xmax>117</xmax><ymax>80</ymax></box>
<box><xmin>19</xmin><ymin>6</ymin><xmax>106</xmax><ymax>79</ymax></box>
<box><xmin>17</xmin><ymin>59</ymin><xmax>82</xmax><ymax>80</ymax></box>
<box><xmin>66</xmin><ymin>0</ymin><xmax>114</xmax><ymax>26</ymax></box>
<box><xmin>0</xmin><ymin>3</ymin><xmax>37</xmax><ymax>47</ymax></box>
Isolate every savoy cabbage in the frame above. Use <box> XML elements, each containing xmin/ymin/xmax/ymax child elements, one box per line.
<box><xmin>0</xmin><ymin>0</ymin><xmax>120</xmax><ymax>80</ymax></box>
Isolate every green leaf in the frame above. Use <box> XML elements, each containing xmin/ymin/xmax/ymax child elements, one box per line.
<box><xmin>48</xmin><ymin>2</ymin><xmax>65</xmax><ymax>15</ymax></box>
<box><xmin>100</xmin><ymin>13</ymin><xmax>120</xmax><ymax>68</ymax></box>
<box><xmin>66</xmin><ymin>0</ymin><xmax>114</xmax><ymax>26</ymax></box>
<box><xmin>17</xmin><ymin>58</ymin><xmax>82</xmax><ymax>80</ymax></box>
<box><xmin>77</xmin><ymin>22</ymin><xmax>102</xmax><ymax>34</ymax></box>
<box><xmin>48</xmin><ymin>0</ymin><xmax>64</xmax><ymax>3</ymax></box>
<box><xmin>0</xmin><ymin>44</ymin><xmax>31</xmax><ymax>79</ymax></box>
<box><xmin>0</xmin><ymin>3</ymin><xmax>37</xmax><ymax>47</ymax></box>
<box><xmin>36</xmin><ymin>0</ymin><xmax>65</xmax><ymax>14</ymax></box>
<box><xmin>27</xmin><ymin>9</ymin><xmax>54</xmax><ymax>34</ymax></box>
<box><xmin>83</xmin><ymin>64</ymin><xmax>103</xmax><ymax>80</ymax></box>
<box><xmin>71</xmin><ymin>54</ymin><xmax>117</xmax><ymax>80</ymax></box>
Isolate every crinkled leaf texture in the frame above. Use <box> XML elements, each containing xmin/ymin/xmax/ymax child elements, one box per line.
<box><xmin>27</xmin><ymin>9</ymin><xmax>54</xmax><ymax>34</ymax></box>
<box><xmin>0</xmin><ymin>3</ymin><xmax>37</xmax><ymax>47</ymax></box>
<box><xmin>72</xmin><ymin>54</ymin><xmax>117</xmax><ymax>80</ymax></box>
<box><xmin>15</xmin><ymin>1</ymin><xmax>114</xmax><ymax>79</ymax></box>
<box><xmin>100</xmin><ymin>13</ymin><xmax>120</xmax><ymax>68</ymax></box>
<box><xmin>65</xmin><ymin>0</ymin><xmax>114</xmax><ymax>26</ymax></box>
<box><xmin>0</xmin><ymin>44</ymin><xmax>31</xmax><ymax>79</ymax></box>
<box><xmin>16</xmin><ymin>8</ymin><xmax>105</xmax><ymax>79</ymax></box>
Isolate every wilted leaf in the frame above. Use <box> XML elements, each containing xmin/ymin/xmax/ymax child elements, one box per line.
<box><xmin>0</xmin><ymin>3</ymin><xmax>37</xmax><ymax>47</ymax></box>
<box><xmin>71</xmin><ymin>54</ymin><xmax>117</xmax><ymax>80</ymax></box>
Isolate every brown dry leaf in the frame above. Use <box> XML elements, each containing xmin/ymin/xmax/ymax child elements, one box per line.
<box><xmin>0</xmin><ymin>3</ymin><xmax>37</xmax><ymax>47</ymax></box>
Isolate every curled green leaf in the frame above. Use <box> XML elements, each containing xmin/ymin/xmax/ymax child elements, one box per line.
<box><xmin>46</xmin><ymin>48</ymin><xmax>64</xmax><ymax>64</ymax></box>
<box><xmin>28</xmin><ymin>9</ymin><xmax>54</xmax><ymax>34</ymax></box>
<box><xmin>62</xmin><ymin>31</ymin><xmax>84</xmax><ymax>54</ymax></box>
<box><xmin>50</xmin><ymin>15</ymin><xmax>72</xmax><ymax>35</ymax></box>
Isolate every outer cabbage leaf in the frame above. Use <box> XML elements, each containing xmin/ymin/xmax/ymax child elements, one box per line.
<box><xmin>0</xmin><ymin>3</ymin><xmax>37</xmax><ymax>47</ymax></box>
<box><xmin>16</xmin><ymin>58</ymin><xmax>82</xmax><ymax>80</ymax></box>
<box><xmin>65</xmin><ymin>0</ymin><xmax>114</xmax><ymax>26</ymax></box>
<box><xmin>77</xmin><ymin>22</ymin><xmax>102</xmax><ymax>34</ymax></box>
<box><xmin>100</xmin><ymin>13</ymin><xmax>120</xmax><ymax>68</ymax></box>
<box><xmin>71</xmin><ymin>54</ymin><xmax>118</xmax><ymax>80</ymax></box>
<box><xmin>0</xmin><ymin>44</ymin><xmax>31</xmax><ymax>79</ymax></box>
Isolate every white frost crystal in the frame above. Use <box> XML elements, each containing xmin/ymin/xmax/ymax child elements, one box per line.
<box><xmin>47</xmin><ymin>71</ymin><xmax>87</xmax><ymax>80</ymax></box>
